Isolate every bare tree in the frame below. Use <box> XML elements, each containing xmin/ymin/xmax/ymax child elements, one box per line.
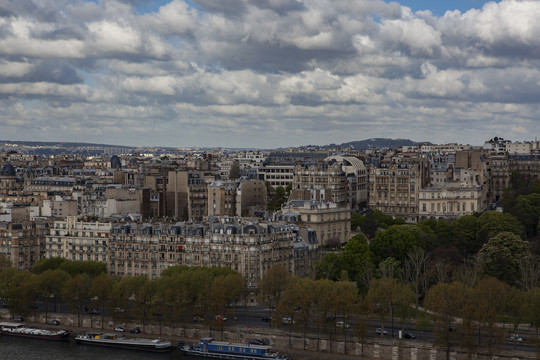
<box><xmin>430</xmin><ymin>258</ymin><xmax>453</xmax><ymax>285</ymax></box>
<box><xmin>519</xmin><ymin>254</ymin><xmax>540</xmax><ymax>291</ymax></box>
<box><xmin>403</xmin><ymin>247</ymin><xmax>429</xmax><ymax>318</ymax></box>
<box><xmin>453</xmin><ymin>259</ymin><xmax>482</xmax><ymax>288</ymax></box>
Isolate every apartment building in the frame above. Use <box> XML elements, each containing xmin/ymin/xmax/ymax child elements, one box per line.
<box><xmin>107</xmin><ymin>218</ymin><xmax>306</xmax><ymax>303</ymax></box>
<box><xmin>0</xmin><ymin>220</ymin><xmax>51</xmax><ymax>270</ymax></box>
<box><xmin>166</xmin><ymin>170</ymin><xmax>207</xmax><ymax>221</ymax></box>
<box><xmin>44</xmin><ymin>217</ymin><xmax>111</xmax><ymax>263</ymax></box>
<box><xmin>292</xmin><ymin>155</ymin><xmax>368</xmax><ymax>211</ymax></box>
<box><xmin>279</xmin><ymin>200</ymin><xmax>351</xmax><ymax>245</ymax></box>
<box><xmin>368</xmin><ymin>160</ymin><xmax>430</xmax><ymax>223</ymax></box>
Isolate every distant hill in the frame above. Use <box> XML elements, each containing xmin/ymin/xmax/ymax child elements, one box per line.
<box><xmin>341</xmin><ymin>138</ymin><xmax>425</xmax><ymax>150</ymax></box>
<box><xmin>308</xmin><ymin>138</ymin><xmax>427</xmax><ymax>150</ymax></box>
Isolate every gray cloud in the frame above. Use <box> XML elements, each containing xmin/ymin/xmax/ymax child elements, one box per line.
<box><xmin>0</xmin><ymin>0</ymin><xmax>539</xmax><ymax>148</ymax></box>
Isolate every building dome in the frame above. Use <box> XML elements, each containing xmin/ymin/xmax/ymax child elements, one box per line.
<box><xmin>110</xmin><ymin>155</ymin><xmax>122</xmax><ymax>169</ymax></box>
<box><xmin>0</xmin><ymin>163</ymin><xmax>16</xmax><ymax>177</ymax></box>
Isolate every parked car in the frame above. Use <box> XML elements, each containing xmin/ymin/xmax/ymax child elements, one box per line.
<box><xmin>114</xmin><ymin>327</ymin><xmax>125</xmax><ymax>332</ymax></box>
<box><xmin>336</xmin><ymin>321</ymin><xmax>350</xmax><ymax>329</ymax></box>
<box><xmin>262</xmin><ymin>316</ymin><xmax>272</xmax><ymax>322</ymax></box>
<box><xmin>48</xmin><ymin>320</ymin><xmax>60</xmax><ymax>326</ymax></box>
<box><xmin>281</xmin><ymin>317</ymin><xmax>294</xmax><ymax>325</ymax></box>
<box><xmin>193</xmin><ymin>315</ymin><xmax>204</xmax><ymax>322</ymax></box>
<box><xmin>129</xmin><ymin>328</ymin><xmax>140</xmax><ymax>334</ymax></box>
<box><xmin>261</xmin><ymin>338</ymin><xmax>270</xmax><ymax>345</ymax></box>
<box><xmin>14</xmin><ymin>316</ymin><xmax>24</xmax><ymax>322</ymax></box>
<box><xmin>215</xmin><ymin>315</ymin><xmax>227</xmax><ymax>322</ymax></box>
<box><xmin>250</xmin><ymin>339</ymin><xmax>264</xmax><ymax>345</ymax></box>
<box><xmin>403</xmin><ymin>332</ymin><xmax>415</xmax><ymax>339</ymax></box>
<box><xmin>376</xmin><ymin>328</ymin><xmax>388</xmax><ymax>335</ymax></box>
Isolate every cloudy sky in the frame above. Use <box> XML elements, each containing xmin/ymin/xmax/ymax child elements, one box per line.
<box><xmin>0</xmin><ymin>0</ymin><xmax>538</xmax><ymax>148</ymax></box>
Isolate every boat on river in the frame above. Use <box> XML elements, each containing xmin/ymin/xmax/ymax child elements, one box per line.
<box><xmin>75</xmin><ymin>332</ymin><xmax>173</xmax><ymax>352</ymax></box>
<box><xmin>0</xmin><ymin>322</ymin><xmax>69</xmax><ymax>340</ymax></box>
<box><xmin>179</xmin><ymin>337</ymin><xmax>289</xmax><ymax>360</ymax></box>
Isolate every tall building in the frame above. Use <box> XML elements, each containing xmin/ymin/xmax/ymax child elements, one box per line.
<box><xmin>292</xmin><ymin>155</ymin><xmax>368</xmax><ymax>211</ymax></box>
<box><xmin>368</xmin><ymin>160</ymin><xmax>430</xmax><ymax>223</ymax></box>
<box><xmin>166</xmin><ymin>170</ymin><xmax>207</xmax><ymax>221</ymax></box>
<box><xmin>1</xmin><ymin>220</ymin><xmax>51</xmax><ymax>270</ymax></box>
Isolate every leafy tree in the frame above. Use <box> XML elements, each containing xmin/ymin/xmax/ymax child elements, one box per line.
<box><xmin>465</xmin><ymin>277</ymin><xmax>509</xmax><ymax>356</ymax></box>
<box><xmin>341</xmin><ymin>234</ymin><xmax>373</xmax><ymax>284</ymax></box>
<box><xmin>32</xmin><ymin>257</ymin><xmax>68</xmax><ymax>274</ymax></box>
<box><xmin>478</xmin><ymin>231</ymin><xmax>530</xmax><ymax>285</ymax></box>
<box><xmin>351</xmin><ymin>212</ymin><xmax>364</xmax><ymax>231</ymax></box>
<box><xmin>476</xmin><ymin>211</ymin><xmax>524</xmax><ymax>245</ymax></box>
<box><xmin>278</xmin><ymin>277</ymin><xmax>316</xmax><ymax>350</ymax></box>
<box><xmin>0</xmin><ymin>254</ymin><xmax>11</xmax><ymax>272</ymax></box>
<box><xmin>526</xmin><ymin>287</ymin><xmax>540</xmax><ymax>354</ymax></box>
<box><xmin>258</xmin><ymin>265</ymin><xmax>291</xmax><ymax>313</ymax></box>
<box><xmin>89</xmin><ymin>273</ymin><xmax>114</xmax><ymax>328</ymax></box>
<box><xmin>511</xmin><ymin>193</ymin><xmax>540</xmax><ymax>239</ymax></box>
<box><xmin>425</xmin><ymin>281</ymin><xmax>468</xmax><ymax>360</ymax></box>
<box><xmin>59</xmin><ymin>260</ymin><xmax>107</xmax><ymax>278</ymax></box>
<box><xmin>393</xmin><ymin>282</ymin><xmax>415</xmax><ymax>332</ymax></box>
<box><xmin>353</xmin><ymin>295</ymin><xmax>371</xmax><ymax>356</ymax></box>
<box><xmin>367</xmin><ymin>278</ymin><xmax>395</xmax><ymax>338</ymax></box>
<box><xmin>37</xmin><ymin>269</ymin><xmax>70</xmax><ymax>321</ymax></box>
<box><xmin>370</xmin><ymin>225</ymin><xmax>425</xmax><ymax>265</ymax></box>
<box><xmin>505</xmin><ymin>286</ymin><xmax>526</xmax><ymax>338</ymax></box>
<box><xmin>62</xmin><ymin>273</ymin><xmax>91</xmax><ymax>327</ymax></box>
<box><xmin>450</xmin><ymin>215</ymin><xmax>479</xmax><ymax>256</ymax></box>
<box><xmin>4</xmin><ymin>271</ymin><xmax>40</xmax><ymax>319</ymax></box>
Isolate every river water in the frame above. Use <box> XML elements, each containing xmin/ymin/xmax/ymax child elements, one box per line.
<box><xmin>0</xmin><ymin>336</ymin><xmax>181</xmax><ymax>360</ymax></box>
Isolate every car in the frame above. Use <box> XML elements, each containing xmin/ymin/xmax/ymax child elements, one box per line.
<box><xmin>215</xmin><ymin>315</ymin><xmax>227</xmax><ymax>322</ymax></box>
<box><xmin>250</xmin><ymin>339</ymin><xmax>264</xmax><ymax>345</ymax></box>
<box><xmin>193</xmin><ymin>315</ymin><xmax>204</xmax><ymax>322</ymax></box>
<box><xmin>129</xmin><ymin>328</ymin><xmax>140</xmax><ymax>334</ymax></box>
<box><xmin>90</xmin><ymin>308</ymin><xmax>100</xmax><ymax>315</ymax></box>
<box><xmin>507</xmin><ymin>334</ymin><xmax>523</xmax><ymax>342</ymax></box>
<box><xmin>48</xmin><ymin>320</ymin><xmax>60</xmax><ymax>326</ymax></box>
<box><xmin>114</xmin><ymin>327</ymin><xmax>125</xmax><ymax>332</ymax></box>
<box><xmin>262</xmin><ymin>316</ymin><xmax>272</xmax><ymax>322</ymax></box>
<box><xmin>281</xmin><ymin>317</ymin><xmax>294</xmax><ymax>325</ymax></box>
<box><xmin>14</xmin><ymin>316</ymin><xmax>24</xmax><ymax>322</ymax></box>
<box><xmin>336</xmin><ymin>321</ymin><xmax>350</xmax><ymax>329</ymax></box>
<box><xmin>261</xmin><ymin>338</ymin><xmax>270</xmax><ymax>345</ymax></box>
<box><xmin>403</xmin><ymin>332</ymin><xmax>415</xmax><ymax>339</ymax></box>
<box><xmin>376</xmin><ymin>328</ymin><xmax>388</xmax><ymax>335</ymax></box>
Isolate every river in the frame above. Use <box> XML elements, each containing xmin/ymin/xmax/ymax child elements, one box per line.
<box><xmin>0</xmin><ymin>336</ymin><xmax>181</xmax><ymax>360</ymax></box>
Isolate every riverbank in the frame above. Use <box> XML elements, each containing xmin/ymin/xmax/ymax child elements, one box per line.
<box><xmin>1</xmin><ymin>309</ymin><xmax>537</xmax><ymax>360</ymax></box>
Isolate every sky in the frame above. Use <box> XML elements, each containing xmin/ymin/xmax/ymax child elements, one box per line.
<box><xmin>0</xmin><ymin>0</ymin><xmax>538</xmax><ymax>149</ymax></box>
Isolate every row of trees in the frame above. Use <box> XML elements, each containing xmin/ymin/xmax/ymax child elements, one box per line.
<box><xmin>260</xmin><ymin>265</ymin><xmax>540</xmax><ymax>358</ymax></box>
<box><xmin>0</xmin><ymin>258</ymin><xmax>244</xmax><ymax>334</ymax></box>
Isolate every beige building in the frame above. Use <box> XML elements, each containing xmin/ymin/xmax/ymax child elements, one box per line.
<box><xmin>1</xmin><ymin>220</ymin><xmax>51</xmax><ymax>271</ymax></box>
<box><xmin>279</xmin><ymin>200</ymin><xmax>351</xmax><ymax>245</ymax></box>
<box><xmin>258</xmin><ymin>164</ymin><xmax>295</xmax><ymax>188</ymax></box>
<box><xmin>166</xmin><ymin>170</ymin><xmax>207</xmax><ymax>221</ymax></box>
<box><xmin>44</xmin><ymin>217</ymin><xmax>111</xmax><ymax>263</ymax></box>
<box><xmin>208</xmin><ymin>181</ymin><xmax>236</xmax><ymax>217</ymax></box>
<box><xmin>368</xmin><ymin>160</ymin><xmax>430</xmax><ymax>223</ymax></box>
<box><xmin>418</xmin><ymin>185</ymin><xmax>484</xmax><ymax>220</ymax></box>
<box><xmin>292</xmin><ymin>155</ymin><xmax>368</xmax><ymax>211</ymax></box>
<box><xmin>108</xmin><ymin>218</ymin><xmax>304</xmax><ymax>303</ymax></box>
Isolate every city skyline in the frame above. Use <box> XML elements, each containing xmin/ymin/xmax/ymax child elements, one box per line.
<box><xmin>1</xmin><ymin>0</ymin><xmax>538</xmax><ymax>149</ymax></box>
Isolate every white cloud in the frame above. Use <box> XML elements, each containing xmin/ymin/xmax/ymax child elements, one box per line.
<box><xmin>0</xmin><ymin>0</ymin><xmax>539</xmax><ymax>147</ymax></box>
